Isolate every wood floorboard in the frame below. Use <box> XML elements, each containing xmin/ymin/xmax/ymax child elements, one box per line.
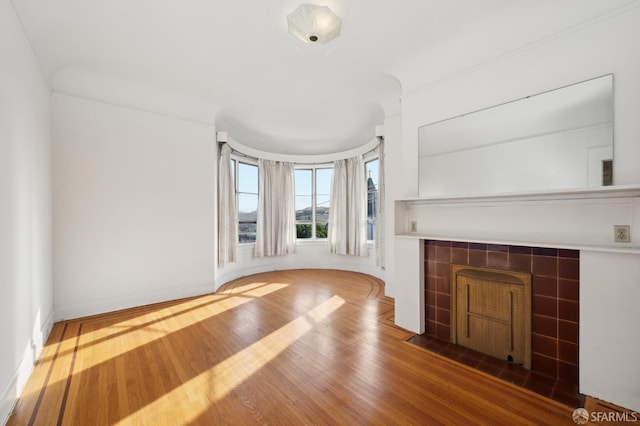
<box><xmin>7</xmin><ymin>269</ymin><xmax>577</xmax><ymax>425</ymax></box>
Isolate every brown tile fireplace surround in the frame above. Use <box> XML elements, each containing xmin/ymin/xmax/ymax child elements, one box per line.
<box><xmin>415</xmin><ymin>239</ymin><xmax>580</xmax><ymax>404</ymax></box>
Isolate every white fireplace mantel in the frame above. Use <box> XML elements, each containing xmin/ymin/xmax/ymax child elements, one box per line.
<box><xmin>394</xmin><ymin>184</ymin><xmax>640</xmax><ymax>254</ymax></box>
<box><xmin>399</xmin><ymin>183</ymin><xmax>640</xmax><ymax>204</ymax></box>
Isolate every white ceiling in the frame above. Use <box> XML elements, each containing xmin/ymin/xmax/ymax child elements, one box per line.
<box><xmin>10</xmin><ymin>0</ymin><xmax>637</xmax><ymax>154</ymax></box>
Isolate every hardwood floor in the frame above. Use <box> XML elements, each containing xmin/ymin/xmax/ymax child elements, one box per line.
<box><xmin>8</xmin><ymin>270</ymin><xmax>576</xmax><ymax>425</ymax></box>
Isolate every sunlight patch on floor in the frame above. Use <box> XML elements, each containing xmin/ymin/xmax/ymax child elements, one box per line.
<box><xmin>116</xmin><ymin>294</ymin><xmax>345</xmax><ymax>425</ymax></box>
<box><xmin>79</xmin><ymin>283</ymin><xmax>289</xmax><ymax>368</ymax></box>
<box><xmin>27</xmin><ymin>282</ymin><xmax>290</xmax><ymax>399</ymax></box>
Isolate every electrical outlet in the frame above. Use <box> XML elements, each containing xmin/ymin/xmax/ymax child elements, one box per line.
<box><xmin>410</xmin><ymin>221</ymin><xmax>418</xmax><ymax>233</ymax></box>
<box><xmin>614</xmin><ymin>225</ymin><xmax>631</xmax><ymax>243</ymax></box>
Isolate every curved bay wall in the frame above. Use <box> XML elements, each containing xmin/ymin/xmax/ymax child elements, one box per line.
<box><xmin>215</xmin><ymin>243</ymin><xmax>384</xmax><ymax>290</ymax></box>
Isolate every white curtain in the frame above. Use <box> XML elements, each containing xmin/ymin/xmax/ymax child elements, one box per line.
<box><xmin>255</xmin><ymin>159</ymin><xmax>296</xmax><ymax>257</ymax></box>
<box><xmin>328</xmin><ymin>156</ymin><xmax>366</xmax><ymax>256</ymax></box>
<box><xmin>218</xmin><ymin>143</ymin><xmax>237</xmax><ymax>267</ymax></box>
<box><xmin>375</xmin><ymin>140</ymin><xmax>386</xmax><ymax>267</ymax></box>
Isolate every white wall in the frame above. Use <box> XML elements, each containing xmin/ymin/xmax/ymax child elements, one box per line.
<box><xmin>381</xmin><ymin>113</ymin><xmax>402</xmax><ymax>298</ymax></box>
<box><xmin>581</xmin><ymin>250</ymin><xmax>640</xmax><ymax>412</ymax></box>
<box><xmin>393</xmin><ymin>6</ymin><xmax>640</xmax><ymax>411</ymax></box>
<box><xmin>393</xmin><ymin>237</ymin><xmax>423</xmax><ymax>332</ymax></box>
<box><xmin>0</xmin><ymin>0</ymin><xmax>53</xmax><ymax>422</ymax></box>
<box><xmin>52</xmin><ymin>94</ymin><xmax>217</xmax><ymax>320</ymax></box>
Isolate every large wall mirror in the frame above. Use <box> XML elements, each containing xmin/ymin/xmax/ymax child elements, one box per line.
<box><xmin>418</xmin><ymin>74</ymin><xmax>613</xmax><ymax>197</ymax></box>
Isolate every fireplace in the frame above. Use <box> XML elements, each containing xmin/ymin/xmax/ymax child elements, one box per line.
<box><xmin>450</xmin><ymin>264</ymin><xmax>532</xmax><ymax>368</ymax></box>
<box><xmin>424</xmin><ymin>240</ymin><xmax>579</xmax><ymax>386</ymax></box>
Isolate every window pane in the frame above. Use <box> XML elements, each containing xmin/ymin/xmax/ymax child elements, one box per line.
<box><xmin>315</xmin><ymin>194</ymin><xmax>330</xmax><ymax>223</ymax></box>
<box><xmin>294</xmin><ymin>169</ymin><xmax>312</xmax><ymax>196</ymax></box>
<box><xmin>315</xmin><ymin>168</ymin><xmax>332</xmax><ymax>239</ymax></box>
<box><xmin>238</xmin><ymin>193</ymin><xmax>257</xmax><ymax>243</ymax></box>
<box><xmin>238</xmin><ymin>193</ymin><xmax>257</xmax><ymax>216</ymax></box>
<box><xmin>315</xmin><ymin>208</ymin><xmax>329</xmax><ymax>238</ymax></box>
<box><xmin>316</xmin><ymin>168</ymin><xmax>332</xmax><ymax>195</ymax></box>
<box><xmin>295</xmin><ymin>169</ymin><xmax>313</xmax><ymax>239</ymax></box>
<box><xmin>239</xmin><ymin>223</ymin><xmax>256</xmax><ymax>243</ymax></box>
<box><xmin>366</xmin><ymin>159</ymin><xmax>379</xmax><ymax>241</ymax></box>
<box><xmin>237</xmin><ymin>162</ymin><xmax>258</xmax><ymax>244</ymax></box>
<box><xmin>366</xmin><ymin>159</ymin><xmax>379</xmax><ymax>188</ymax></box>
<box><xmin>296</xmin><ymin>224</ymin><xmax>312</xmax><ymax>239</ymax></box>
<box><xmin>238</xmin><ymin>162</ymin><xmax>258</xmax><ymax>194</ymax></box>
<box><xmin>295</xmin><ymin>195</ymin><xmax>313</xmax><ymax>221</ymax></box>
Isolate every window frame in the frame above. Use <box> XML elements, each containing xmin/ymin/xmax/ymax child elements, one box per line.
<box><xmin>364</xmin><ymin>154</ymin><xmax>380</xmax><ymax>243</ymax></box>
<box><xmin>294</xmin><ymin>164</ymin><xmax>333</xmax><ymax>241</ymax></box>
<box><xmin>232</xmin><ymin>155</ymin><xmax>259</xmax><ymax>245</ymax></box>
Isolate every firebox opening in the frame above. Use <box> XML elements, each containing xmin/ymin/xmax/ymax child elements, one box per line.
<box><xmin>450</xmin><ymin>264</ymin><xmax>532</xmax><ymax>370</ymax></box>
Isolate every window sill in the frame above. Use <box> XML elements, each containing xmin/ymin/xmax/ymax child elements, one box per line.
<box><xmin>240</xmin><ymin>240</ymin><xmax>374</xmax><ymax>247</ymax></box>
<box><xmin>296</xmin><ymin>239</ymin><xmax>329</xmax><ymax>246</ymax></box>
<box><xmin>237</xmin><ymin>240</ymin><xmax>329</xmax><ymax>249</ymax></box>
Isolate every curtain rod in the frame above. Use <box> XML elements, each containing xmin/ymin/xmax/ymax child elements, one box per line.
<box><xmin>219</xmin><ymin>140</ymin><xmax>381</xmax><ymax>165</ymax></box>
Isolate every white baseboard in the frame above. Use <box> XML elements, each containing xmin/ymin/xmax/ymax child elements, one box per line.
<box><xmin>54</xmin><ymin>281</ymin><xmax>216</xmax><ymax>321</ymax></box>
<box><xmin>1</xmin><ymin>309</ymin><xmax>55</xmax><ymax>425</ymax></box>
<box><xmin>1</xmin><ymin>373</ymin><xmax>19</xmax><ymax>426</ymax></box>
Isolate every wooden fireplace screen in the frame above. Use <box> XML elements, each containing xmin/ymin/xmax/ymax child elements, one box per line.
<box><xmin>450</xmin><ymin>264</ymin><xmax>532</xmax><ymax>369</ymax></box>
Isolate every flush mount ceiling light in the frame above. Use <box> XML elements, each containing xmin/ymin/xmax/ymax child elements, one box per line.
<box><xmin>287</xmin><ymin>4</ymin><xmax>342</xmax><ymax>44</ymax></box>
